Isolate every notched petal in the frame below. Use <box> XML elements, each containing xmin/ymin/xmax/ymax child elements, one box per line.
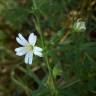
<box><xmin>28</xmin><ymin>52</ymin><xmax>33</xmax><ymax>64</ymax></box>
<box><xmin>34</xmin><ymin>46</ymin><xmax>43</xmax><ymax>52</ymax></box>
<box><xmin>34</xmin><ymin>51</ymin><xmax>43</xmax><ymax>57</ymax></box>
<box><xmin>18</xmin><ymin>33</ymin><xmax>28</xmax><ymax>45</ymax></box>
<box><xmin>24</xmin><ymin>53</ymin><xmax>29</xmax><ymax>64</ymax></box>
<box><xmin>15</xmin><ymin>47</ymin><xmax>25</xmax><ymax>52</ymax></box>
<box><xmin>28</xmin><ymin>33</ymin><xmax>37</xmax><ymax>46</ymax></box>
<box><xmin>16</xmin><ymin>37</ymin><xmax>25</xmax><ymax>46</ymax></box>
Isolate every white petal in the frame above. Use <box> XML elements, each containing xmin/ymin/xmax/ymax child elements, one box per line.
<box><xmin>15</xmin><ymin>47</ymin><xmax>26</xmax><ymax>56</ymax></box>
<box><xmin>16</xmin><ymin>52</ymin><xmax>25</xmax><ymax>56</ymax></box>
<box><xmin>25</xmin><ymin>53</ymin><xmax>29</xmax><ymax>64</ymax></box>
<box><xmin>16</xmin><ymin>37</ymin><xmax>25</xmax><ymax>46</ymax></box>
<box><xmin>34</xmin><ymin>46</ymin><xmax>43</xmax><ymax>52</ymax></box>
<box><xmin>34</xmin><ymin>51</ymin><xmax>43</xmax><ymax>57</ymax></box>
<box><xmin>15</xmin><ymin>47</ymin><xmax>25</xmax><ymax>52</ymax></box>
<box><xmin>18</xmin><ymin>33</ymin><xmax>28</xmax><ymax>45</ymax></box>
<box><xmin>24</xmin><ymin>52</ymin><xmax>33</xmax><ymax>64</ymax></box>
<box><xmin>28</xmin><ymin>52</ymin><xmax>33</xmax><ymax>64</ymax></box>
<box><xmin>28</xmin><ymin>33</ymin><xmax>37</xmax><ymax>46</ymax></box>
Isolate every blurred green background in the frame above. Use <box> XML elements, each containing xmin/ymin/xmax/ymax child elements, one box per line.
<box><xmin>0</xmin><ymin>0</ymin><xmax>96</xmax><ymax>96</ymax></box>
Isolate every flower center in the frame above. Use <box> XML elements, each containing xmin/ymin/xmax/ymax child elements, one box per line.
<box><xmin>25</xmin><ymin>44</ymin><xmax>33</xmax><ymax>52</ymax></box>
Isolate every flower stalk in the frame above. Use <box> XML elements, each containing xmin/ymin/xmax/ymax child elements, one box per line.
<box><xmin>34</xmin><ymin>16</ymin><xmax>58</xmax><ymax>96</ymax></box>
<box><xmin>32</xmin><ymin>1</ymin><xmax>58</xmax><ymax>95</ymax></box>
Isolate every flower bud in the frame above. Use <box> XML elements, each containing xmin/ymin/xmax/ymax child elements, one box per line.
<box><xmin>73</xmin><ymin>20</ymin><xmax>86</xmax><ymax>32</ymax></box>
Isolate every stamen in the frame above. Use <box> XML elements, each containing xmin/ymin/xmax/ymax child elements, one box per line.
<box><xmin>25</xmin><ymin>44</ymin><xmax>33</xmax><ymax>51</ymax></box>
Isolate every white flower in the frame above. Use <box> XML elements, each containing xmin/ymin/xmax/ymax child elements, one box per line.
<box><xmin>15</xmin><ymin>33</ymin><xmax>43</xmax><ymax>64</ymax></box>
<box><xmin>73</xmin><ymin>20</ymin><xmax>86</xmax><ymax>32</ymax></box>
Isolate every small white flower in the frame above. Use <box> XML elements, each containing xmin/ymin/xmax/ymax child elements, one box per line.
<box><xmin>73</xmin><ymin>20</ymin><xmax>86</xmax><ymax>32</ymax></box>
<box><xmin>15</xmin><ymin>33</ymin><xmax>43</xmax><ymax>64</ymax></box>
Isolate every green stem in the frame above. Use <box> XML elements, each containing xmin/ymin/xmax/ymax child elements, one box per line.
<box><xmin>35</xmin><ymin>16</ymin><xmax>58</xmax><ymax>96</ymax></box>
<box><xmin>32</xmin><ymin>1</ymin><xmax>58</xmax><ymax>95</ymax></box>
<box><xmin>63</xmin><ymin>79</ymin><xmax>80</xmax><ymax>89</ymax></box>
